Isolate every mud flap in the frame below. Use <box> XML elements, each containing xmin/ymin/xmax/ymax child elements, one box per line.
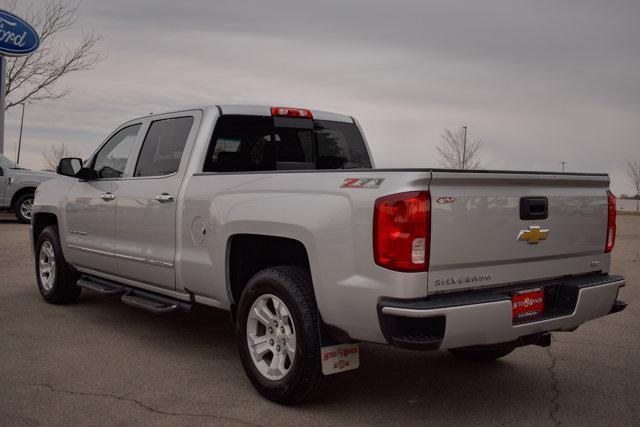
<box><xmin>321</xmin><ymin>343</ymin><xmax>360</xmax><ymax>375</ymax></box>
<box><xmin>318</xmin><ymin>316</ymin><xmax>360</xmax><ymax>375</ymax></box>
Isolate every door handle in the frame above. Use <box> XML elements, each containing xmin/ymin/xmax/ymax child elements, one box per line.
<box><xmin>99</xmin><ymin>193</ymin><xmax>116</xmax><ymax>201</ymax></box>
<box><xmin>155</xmin><ymin>193</ymin><xmax>175</xmax><ymax>203</ymax></box>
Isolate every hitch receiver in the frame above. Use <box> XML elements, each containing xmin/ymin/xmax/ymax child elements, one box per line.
<box><xmin>609</xmin><ymin>300</ymin><xmax>628</xmax><ymax>314</ymax></box>
<box><xmin>517</xmin><ymin>332</ymin><xmax>551</xmax><ymax>348</ymax></box>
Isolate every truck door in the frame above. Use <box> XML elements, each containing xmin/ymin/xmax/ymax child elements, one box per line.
<box><xmin>114</xmin><ymin>112</ymin><xmax>200</xmax><ymax>290</ymax></box>
<box><xmin>65</xmin><ymin>123</ymin><xmax>143</xmax><ymax>274</ymax></box>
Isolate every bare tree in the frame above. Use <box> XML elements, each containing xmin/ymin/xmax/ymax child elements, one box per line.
<box><xmin>42</xmin><ymin>143</ymin><xmax>77</xmax><ymax>171</ymax></box>
<box><xmin>624</xmin><ymin>160</ymin><xmax>640</xmax><ymax>212</ymax></box>
<box><xmin>2</xmin><ymin>0</ymin><xmax>104</xmax><ymax>110</ymax></box>
<box><xmin>436</xmin><ymin>127</ymin><xmax>483</xmax><ymax>169</ymax></box>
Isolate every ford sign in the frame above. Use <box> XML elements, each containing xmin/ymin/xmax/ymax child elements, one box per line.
<box><xmin>0</xmin><ymin>10</ymin><xmax>40</xmax><ymax>56</ymax></box>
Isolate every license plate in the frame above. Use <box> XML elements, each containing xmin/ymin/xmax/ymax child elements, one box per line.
<box><xmin>512</xmin><ymin>288</ymin><xmax>544</xmax><ymax>322</ymax></box>
<box><xmin>321</xmin><ymin>343</ymin><xmax>359</xmax><ymax>375</ymax></box>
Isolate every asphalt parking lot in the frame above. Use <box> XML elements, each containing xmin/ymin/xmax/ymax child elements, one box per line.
<box><xmin>1</xmin><ymin>213</ymin><xmax>638</xmax><ymax>426</ymax></box>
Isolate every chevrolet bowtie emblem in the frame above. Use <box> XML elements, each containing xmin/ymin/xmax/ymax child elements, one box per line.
<box><xmin>517</xmin><ymin>225</ymin><xmax>549</xmax><ymax>244</ymax></box>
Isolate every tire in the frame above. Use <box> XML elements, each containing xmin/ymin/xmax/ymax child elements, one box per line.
<box><xmin>35</xmin><ymin>225</ymin><xmax>81</xmax><ymax>304</ymax></box>
<box><xmin>14</xmin><ymin>192</ymin><xmax>34</xmax><ymax>224</ymax></box>
<box><xmin>236</xmin><ymin>266</ymin><xmax>329</xmax><ymax>404</ymax></box>
<box><xmin>449</xmin><ymin>346</ymin><xmax>516</xmax><ymax>361</ymax></box>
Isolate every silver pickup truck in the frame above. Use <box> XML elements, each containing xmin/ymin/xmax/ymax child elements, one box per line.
<box><xmin>1</xmin><ymin>153</ymin><xmax>55</xmax><ymax>223</ymax></box>
<box><xmin>31</xmin><ymin>105</ymin><xmax>627</xmax><ymax>404</ymax></box>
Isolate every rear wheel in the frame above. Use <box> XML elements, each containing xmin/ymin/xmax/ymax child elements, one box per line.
<box><xmin>14</xmin><ymin>193</ymin><xmax>34</xmax><ymax>223</ymax></box>
<box><xmin>449</xmin><ymin>346</ymin><xmax>516</xmax><ymax>361</ymax></box>
<box><xmin>35</xmin><ymin>226</ymin><xmax>81</xmax><ymax>304</ymax></box>
<box><xmin>236</xmin><ymin>266</ymin><xmax>329</xmax><ymax>404</ymax></box>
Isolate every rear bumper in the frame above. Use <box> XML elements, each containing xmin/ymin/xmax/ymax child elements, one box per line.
<box><xmin>378</xmin><ymin>274</ymin><xmax>626</xmax><ymax>350</ymax></box>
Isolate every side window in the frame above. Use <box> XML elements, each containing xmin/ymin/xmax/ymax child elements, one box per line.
<box><xmin>93</xmin><ymin>124</ymin><xmax>141</xmax><ymax>179</ymax></box>
<box><xmin>204</xmin><ymin>116</ymin><xmax>274</xmax><ymax>172</ymax></box>
<box><xmin>134</xmin><ymin>116</ymin><xmax>194</xmax><ymax>177</ymax></box>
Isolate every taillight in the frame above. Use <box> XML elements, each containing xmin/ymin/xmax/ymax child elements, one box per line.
<box><xmin>270</xmin><ymin>106</ymin><xmax>313</xmax><ymax>118</ymax></box>
<box><xmin>605</xmin><ymin>190</ymin><xmax>616</xmax><ymax>253</ymax></box>
<box><xmin>373</xmin><ymin>191</ymin><xmax>430</xmax><ymax>272</ymax></box>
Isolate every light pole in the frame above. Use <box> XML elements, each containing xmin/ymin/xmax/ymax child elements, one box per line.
<box><xmin>561</xmin><ymin>161</ymin><xmax>566</xmax><ymax>172</ymax></box>
<box><xmin>16</xmin><ymin>102</ymin><xmax>25</xmax><ymax>164</ymax></box>
<box><xmin>462</xmin><ymin>125</ymin><xmax>467</xmax><ymax>170</ymax></box>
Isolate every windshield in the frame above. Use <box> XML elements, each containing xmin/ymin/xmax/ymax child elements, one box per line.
<box><xmin>0</xmin><ymin>153</ymin><xmax>18</xmax><ymax>168</ymax></box>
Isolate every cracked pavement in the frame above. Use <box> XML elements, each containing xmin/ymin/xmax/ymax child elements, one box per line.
<box><xmin>1</xmin><ymin>214</ymin><xmax>639</xmax><ymax>425</ymax></box>
<box><xmin>545</xmin><ymin>347</ymin><xmax>561</xmax><ymax>426</ymax></box>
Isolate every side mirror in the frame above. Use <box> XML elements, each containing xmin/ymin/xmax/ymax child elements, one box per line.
<box><xmin>57</xmin><ymin>157</ymin><xmax>83</xmax><ymax>177</ymax></box>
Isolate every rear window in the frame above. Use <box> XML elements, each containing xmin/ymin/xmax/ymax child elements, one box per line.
<box><xmin>203</xmin><ymin>115</ymin><xmax>371</xmax><ymax>172</ymax></box>
<box><xmin>315</xmin><ymin>120</ymin><xmax>371</xmax><ymax>169</ymax></box>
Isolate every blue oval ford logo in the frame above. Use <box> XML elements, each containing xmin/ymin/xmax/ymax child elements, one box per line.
<box><xmin>0</xmin><ymin>10</ymin><xmax>40</xmax><ymax>56</ymax></box>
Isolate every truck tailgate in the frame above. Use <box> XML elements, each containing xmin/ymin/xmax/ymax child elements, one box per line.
<box><xmin>427</xmin><ymin>171</ymin><xmax>610</xmax><ymax>294</ymax></box>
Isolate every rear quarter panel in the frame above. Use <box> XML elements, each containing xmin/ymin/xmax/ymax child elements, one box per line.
<box><xmin>179</xmin><ymin>170</ymin><xmax>431</xmax><ymax>343</ymax></box>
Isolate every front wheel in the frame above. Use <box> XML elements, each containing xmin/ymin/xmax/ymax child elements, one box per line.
<box><xmin>35</xmin><ymin>226</ymin><xmax>81</xmax><ymax>304</ymax></box>
<box><xmin>236</xmin><ymin>266</ymin><xmax>329</xmax><ymax>404</ymax></box>
<box><xmin>14</xmin><ymin>193</ymin><xmax>34</xmax><ymax>223</ymax></box>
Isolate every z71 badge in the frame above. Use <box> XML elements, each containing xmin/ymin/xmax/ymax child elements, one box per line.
<box><xmin>340</xmin><ymin>177</ymin><xmax>385</xmax><ymax>189</ymax></box>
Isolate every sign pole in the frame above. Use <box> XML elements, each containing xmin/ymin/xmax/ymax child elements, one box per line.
<box><xmin>0</xmin><ymin>54</ymin><xmax>5</xmax><ymax>155</ymax></box>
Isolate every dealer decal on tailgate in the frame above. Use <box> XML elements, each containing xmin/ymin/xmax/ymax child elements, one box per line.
<box><xmin>321</xmin><ymin>343</ymin><xmax>360</xmax><ymax>375</ymax></box>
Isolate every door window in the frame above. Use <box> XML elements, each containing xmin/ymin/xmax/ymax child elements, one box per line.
<box><xmin>134</xmin><ymin>116</ymin><xmax>194</xmax><ymax>177</ymax></box>
<box><xmin>93</xmin><ymin>124</ymin><xmax>141</xmax><ymax>179</ymax></box>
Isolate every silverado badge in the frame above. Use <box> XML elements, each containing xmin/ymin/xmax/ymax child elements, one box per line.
<box><xmin>517</xmin><ymin>225</ymin><xmax>549</xmax><ymax>244</ymax></box>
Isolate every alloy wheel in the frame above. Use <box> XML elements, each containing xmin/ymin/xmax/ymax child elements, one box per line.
<box><xmin>246</xmin><ymin>294</ymin><xmax>297</xmax><ymax>380</ymax></box>
<box><xmin>38</xmin><ymin>241</ymin><xmax>56</xmax><ymax>291</ymax></box>
<box><xmin>20</xmin><ymin>198</ymin><xmax>33</xmax><ymax>221</ymax></box>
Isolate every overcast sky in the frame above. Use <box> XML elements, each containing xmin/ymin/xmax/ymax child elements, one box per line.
<box><xmin>3</xmin><ymin>0</ymin><xmax>639</xmax><ymax>194</ymax></box>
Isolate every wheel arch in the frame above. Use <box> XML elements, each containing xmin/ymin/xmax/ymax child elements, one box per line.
<box><xmin>10</xmin><ymin>186</ymin><xmax>36</xmax><ymax>208</ymax></box>
<box><xmin>226</xmin><ymin>233</ymin><xmax>312</xmax><ymax>318</ymax></box>
<box><xmin>32</xmin><ymin>212</ymin><xmax>59</xmax><ymax>253</ymax></box>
